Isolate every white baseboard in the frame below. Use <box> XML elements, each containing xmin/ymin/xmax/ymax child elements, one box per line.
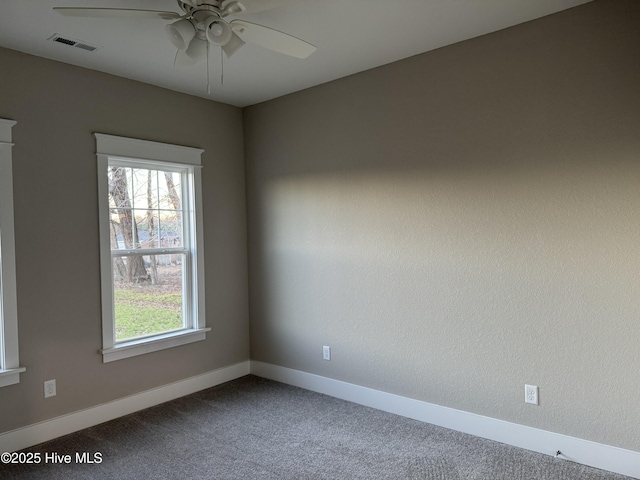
<box><xmin>2</xmin><ymin>360</ymin><xmax>637</xmax><ymax>479</ymax></box>
<box><xmin>250</xmin><ymin>361</ymin><xmax>640</xmax><ymax>479</ymax></box>
<box><xmin>0</xmin><ymin>361</ymin><xmax>250</xmax><ymax>454</ymax></box>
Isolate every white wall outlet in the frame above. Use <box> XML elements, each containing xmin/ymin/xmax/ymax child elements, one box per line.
<box><xmin>525</xmin><ymin>384</ymin><xmax>538</xmax><ymax>405</ymax></box>
<box><xmin>44</xmin><ymin>379</ymin><xmax>57</xmax><ymax>398</ymax></box>
<box><xmin>322</xmin><ymin>345</ymin><xmax>331</xmax><ymax>361</ymax></box>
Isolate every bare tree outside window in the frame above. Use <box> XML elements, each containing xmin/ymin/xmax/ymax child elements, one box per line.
<box><xmin>107</xmin><ymin>165</ymin><xmax>186</xmax><ymax>341</ymax></box>
<box><xmin>108</xmin><ymin>166</ymin><xmax>148</xmax><ymax>283</ymax></box>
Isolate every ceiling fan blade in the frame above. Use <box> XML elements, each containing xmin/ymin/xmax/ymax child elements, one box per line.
<box><xmin>53</xmin><ymin>8</ymin><xmax>181</xmax><ymax>20</ymax></box>
<box><xmin>222</xmin><ymin>0</ymin><xmax>299</xmax><ymax>15</ymax></box>
<box><xmin>230</xmin><ymin>20</ymin><xmax>315</xmax><ymax>58</ymax></box>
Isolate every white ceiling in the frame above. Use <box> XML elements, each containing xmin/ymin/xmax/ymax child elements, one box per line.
<box><xmin>0</xmin><ymin>0</ymin><xmax>591</xmax><ymax>108</ymax></box>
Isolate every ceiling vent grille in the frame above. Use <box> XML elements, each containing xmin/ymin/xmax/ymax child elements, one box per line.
<box><xmin>48</xmin><ymin>34</ymin><xmax>99</xmax><ymax>52</ymax></box>
<box><xmin>74</xmin><ymin>42</ymin><xmax>98</xmax><ymax>52</ymax></box>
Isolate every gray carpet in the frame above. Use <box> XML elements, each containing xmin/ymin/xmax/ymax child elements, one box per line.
<box><xmin>0</xmin><ymin>375</ymin><xmax>631</xmax><ymax>479</ymax></box>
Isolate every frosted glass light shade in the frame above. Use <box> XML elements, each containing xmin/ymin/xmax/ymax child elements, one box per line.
<box><xmin>165</xmin><ymin>19</ymin><xmax>196</xmax><ymax>50</ymax></box>
<box><xmin>185</xmin><ymin>37</ymin><xmax>208</xmax><ymax>60</ymax></box>
<box><xmin>222</xmin><ymin>32</ymin><xmax>245</xmax><ymax>58</ymax></box>
<box><xmin>205</xmin><ymin>19</ymin><xmax>232</xmax><ymax>46</ymax></box>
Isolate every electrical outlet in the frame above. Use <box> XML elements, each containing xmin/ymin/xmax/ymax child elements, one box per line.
<box><xmin>525</xmin><ymin>384</ymin><xmax>538</xmax><ymax>405</ymax></box>
<box><xmin>322</xmin><ymin>345</ymin><xmax>331</xmax><ymax>361</ymax></box>
<box><xmin>44</xmin><ymin>379</ymin><xmax>57</xmax><ymax>398</ymax></box>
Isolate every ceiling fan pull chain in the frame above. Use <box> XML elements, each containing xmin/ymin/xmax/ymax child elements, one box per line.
<box><xmin>206</xmin><ymin>41</ymin><xmax>211</xmax><ymax>94</ymax></box>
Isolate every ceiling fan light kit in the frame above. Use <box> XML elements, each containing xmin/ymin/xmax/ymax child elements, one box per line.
<box><xmin>205</xmin><ymin>18</ymin><xmax>232</xmax><ymax>46</ymax></box>
<box><xmin>222</xmin><ymin>32</ymin><xmax>245</xmax><ymax>58</ymax></box>
<box><xmin>185</xmin><ymin>34</ymin><xmax>208</xmax><ymax>60</ymax></box>
<box><xmin>165</xmin><ymin>18</ymin><xmax>196</xmax><ymax>50</ymax></box>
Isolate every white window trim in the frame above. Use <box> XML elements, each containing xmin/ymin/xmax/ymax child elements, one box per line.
<box><xmin>95</xmin><ymin>133</ymin><xmax>209</xmax><ymax>363</ymax></box>
<box><xmin>0</xmin><ymin>118</ymin><xmax>25</xmax><ymax>387</ymax></box>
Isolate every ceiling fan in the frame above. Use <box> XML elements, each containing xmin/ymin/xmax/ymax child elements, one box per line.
<box><xmin>53</xmin><ymin>0</ymin><xmax>317</xmax><ymax>66</ymax></box>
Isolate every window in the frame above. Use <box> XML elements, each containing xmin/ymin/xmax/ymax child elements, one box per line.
<box><xmin>0</xmin><ymin>118</ymin><xmax>25</xmax><ymax>387</ymax></box>
<box><xmin>96</xmin><ymin>134</ymin><xmax>208</xmax><ymax>363</ymax></box>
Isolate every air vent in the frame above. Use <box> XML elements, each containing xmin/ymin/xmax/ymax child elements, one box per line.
<box><xmin>48</xmin><ymin>34</ymin><xmax>99</xmax><ymax>52</ymax></box>
<box><xmin>54</xmin><ymin>36</ymin><xmax>76</xmax><ymax>46</ymax></box>
<box><xmin>74</xmin><ymin>43</ymin><xmax>98</xmax><ymax>52</ymax></box>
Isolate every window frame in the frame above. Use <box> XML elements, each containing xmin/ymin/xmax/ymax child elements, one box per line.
<box><xmin>95</xmin><ymin>133</ymin><xmax>208</xmax><ymax>363</ymax></box>
<box><xmin>0</xmin><ymin>118</ymin><xmax>25</xmax><ymax>387</ymax></box>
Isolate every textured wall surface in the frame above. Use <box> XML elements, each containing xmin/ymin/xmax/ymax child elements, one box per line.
<box><xmin>244</xmin><ymin>0</ymin><xmax>640</xmax><ymax>451</ymax></box>
<box><xmin>0</xmin><ymin>47</ymin><xmax>249</xmax><ymax>432</ymax></box>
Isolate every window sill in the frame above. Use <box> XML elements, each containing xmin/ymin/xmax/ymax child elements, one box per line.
<box><xmin>0</xmin><ymin>366</ymin><xmax>26</xmax><ymax>387</ymax></box>
<box><xmin>100</xmin><ymin>328</ymin><xmax>211</xmax><ymax>363</ymax></box>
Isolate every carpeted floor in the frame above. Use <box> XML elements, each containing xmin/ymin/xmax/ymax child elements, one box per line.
<box><xmin>0</xmin><ymin>375</ymin><xmax>632</xmax><ymax>479</ymax></box>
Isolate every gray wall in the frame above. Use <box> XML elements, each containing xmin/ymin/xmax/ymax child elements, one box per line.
<box><xmin>0</xmin><ymin>47</ymin><xmax>249</xmax><ymax>432</ymax></box>
<box><xmin>244</xmin><ymin>0</ymin><xmax>640</xmax><ymax>451</ymax></box>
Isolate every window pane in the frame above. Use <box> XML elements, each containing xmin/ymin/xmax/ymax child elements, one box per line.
<box><xmin>108</xmin><ymin>167</ymin><xmax>133</xmax><ymax>210</ymax></box>
<box><xmin>113</xmin><ymin>254</ymin><xmax>185</xmax><ymax>342</ymax></box>
<box><xmin>145</xmin><ymin>211</ymin><xmax>161</xmax><ymax>249</ymax></box>
<box><xmin>160</xmin><ymin>171</ymin><xmax>182</xmax><ymax>211</ymax></box>
<box><xmin>132</xmin><ymin>209</ymin><xmax>158</xmax><ymax>249</ymax></box>
<box><xmin>109</xmin><ymin>213</ymin><xmax>123</xmax><ymax>250</ymax></box>
<box><xmin>108</xmin><ymin>165</ymin><xmax>186</xmax><ymax>252</ymax></box>
<box><xmin>159</xmin><ymin>210</ymin><xmax>183</xmax><ymax>248</ymax></box>
<box><xmin>146</xmin><ymin>169</ymin><xmax>159</xmax><ymax>209</ymax></box>
<box><xmin>130</xmin><ymin>168</ymin><xmax>149</xmax><ymax>210</ymax></box>
<box><xmin>110</xmin><ymin>208</ymin><xmax>139</xmax><ymax>250</ymax></box>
